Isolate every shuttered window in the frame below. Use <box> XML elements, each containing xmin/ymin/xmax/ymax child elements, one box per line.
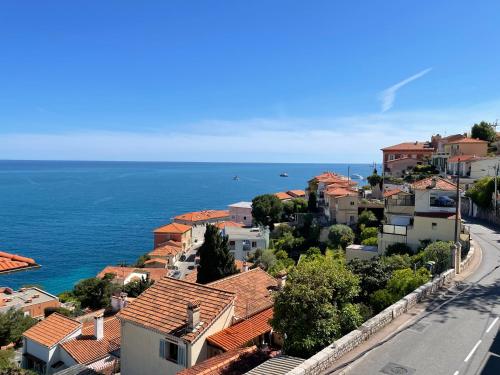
<box><xmin>159</xmin><ymin>339</ymin><xmax>186</xmax><ymax>367</ymax></box>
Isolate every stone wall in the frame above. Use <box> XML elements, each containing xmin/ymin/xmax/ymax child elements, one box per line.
<box><xmin>286</xmin><ymin>244</ymin><xmax>475</xmax><ymax>375</ymax></box>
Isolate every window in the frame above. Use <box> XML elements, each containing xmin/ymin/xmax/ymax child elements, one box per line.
<box><xmin>243</xmin><ymin>216</ymin><xmax>247</xmax><ymax>220</ymax></box>
<box><xmin>432</xmin><ymin>223</ymin><xmax>437</xmax><ymax>230</ymax></box>
<box><xmin>252</xmin><ymin>241</ymin><xmax>257</xmax><ymax>248</ymax></box>
<box><xmin>160</xmin><ymin>339</ymin><xmax>186</xmax><ymax>366</ymax></box>
<box><xmin>350</xmin><ymin>201</ymin><xmax>355</xmax><ymax>206</ymax></box>
<box><xmin>229</xmin><ymin>241</ymin><xmax>235</xmax><ymax>246</ymax></box>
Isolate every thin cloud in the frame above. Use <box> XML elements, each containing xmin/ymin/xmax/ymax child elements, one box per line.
<box><xmin>379</xmin><ymin>68</ymin><xmax>432</xmax><ymax>112</ymax></box>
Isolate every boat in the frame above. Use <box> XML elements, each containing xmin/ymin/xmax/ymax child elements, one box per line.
<box><xmin>280</xmin><ymin>172</ymin><xmax>289</xmax><ymax>177</ymax></box>
<box><xmin>233</xmin><ymin>176</ymin><xmax>240</xmax><ymax>181</ymax></box>
<box><xmin>351</xmin><ymin>173</ymin><xmax>363</xmax><ymax>180</ymax></box>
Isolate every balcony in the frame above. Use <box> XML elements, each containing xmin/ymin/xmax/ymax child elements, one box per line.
<box><xmin>381</xmin><ymin>224</ymin><xmax>408</xmax><ymax>236</ymax></box>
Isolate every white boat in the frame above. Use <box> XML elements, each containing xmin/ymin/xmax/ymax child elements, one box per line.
<box><xmin>280</xmin><ymin>172</ymin><xmax>289</xmax><ymax>177</ymax></box>
<box><xmin>351</xmin><ymin>173</ymin><xmax>363</xmax><ymax>180</ymax></box>
<box><xmin>233</xmin><ymin>176</ymin><xmax>240</xmax><ymax>181</ymax></box>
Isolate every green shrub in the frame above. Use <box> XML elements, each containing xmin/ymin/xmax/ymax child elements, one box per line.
<box><xmin>360</xmin><ymin>227</ymin><xmax>378</xmax><ymax>241</ymax></box>
<box><xmin>385</xmin><ymin>242</ymin><xmax>412</xmax><ymax>256</ymax></box>
<box><xmin>370</xmin><ymin>289</ymin><xmax>396</xmax><ymax>313</ymax></box>
<box><xmin>328</xmin><ymin>224</ymin><xmax>355</xmax><ymax>249</ymax></box>
<box><xmin>421</xmin><ymin>241</ymin><xmax>453</xmax><ymax>274</ymax></box>
<box><xmin>361</xmin><ymin>237</ymin><xmax>378</xmax><ymax>246</ymax></box>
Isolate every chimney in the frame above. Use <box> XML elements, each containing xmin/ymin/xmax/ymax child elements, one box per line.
<box><xmin>242</xmin><ymin>261</ymin><xmax>249</xmax><ymax>272</ymax></box>
<box><xmin>187</xmin><ymin>301</ymin><xmax>201</xmax><ymax>331</ymax></box>
<box><xmin>276</xmin><ymin>271</ymin><xmax>287</xmax><ymax>291</ymax></box>
<box><xmin>111</xmin><ymin>292</ymin><xmax>128</xmax><ymax>312</ymax></box>
<box><xmin>94</xmin><ymin>314</ymin><xmax>104</xmax><ymax>340</ymax></box>
<box><xmin>429</xmin><ymin>177</ymin><xmax>437</xmax><ymax>189</ymax></box>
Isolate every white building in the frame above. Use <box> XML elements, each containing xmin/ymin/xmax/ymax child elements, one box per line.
<box><xmin>222</xmin><ymin>226</ymin><xmax>270</xmax><ymax>260</ymax></box>
<box><xmin>228</xmin><ymin>202</ymin><xmax>253</xmax><ymax>227</ymax></box>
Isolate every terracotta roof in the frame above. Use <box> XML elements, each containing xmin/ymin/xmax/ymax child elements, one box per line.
<box><xmin>184</xmin><ymin>261</ymin><xmax>252</xmax><ymax>284</ymax></box>
<box><xmin>117</xmin><ymin>277</ymin><xmax>235</xmax><ymax>342</ymax></box>
<box><xmin>381</xmin><ymin>142</ymin><xmax>434</xmax><ymax>151</ymax></box>
<box><xmin>411</xmin><ymin>177</ymin><xmax>457</xmax><ymax>191</ymax></box>
<box><xmin>23</xmin><ymin>313</ymin><xmax>81</xmax><ymax>348</ymax></box>
<box><xmin>449</xmin><ymin>138</ymin><xmax>488</xmax><ymax>144</ymax></box>
<box><xmin>207</xmin><ymin>268</ymin><xmax>277</xmax><ymax>320</ymax></box>
<box><xmin>96</xmin><ymin>266</ymin><xmax>168</xmax><ymax>283</ymax></box>
<box><xmin>386</xmin><ymin>156</ymin><xmax>418</xmax><ymax>164</ymax></box>
<box><xmin>174</xmin><ymin>210</ymin><xmax>230</xmax><ymax>223</ymax></box>
<box><xmin>153</xmin><ymin>222</ymin><xmax>192</xmax><ymax>234</ymax></box>
<box><xmin>314</xmin><ymin>172</ymin><xmax>357</xmax><ymax>186</ymax></box>
<box><xmin>144</xmin><ymin>258</ymin><xmax>168</xmax><ymax>265</ymax></box>
<box><xmin>0</xmin><ymin>251</ymin><xmax>37</xmax><ymax>273</ymax></box>
<box><xmin>448</xmin><ymin>154</ymin><xmax>483</xmax><ymax>163</ymax></box>
<box><xmin>287</xmin><ymin>190</ymin><xmax>306</xmax><ymax>197</ymax></box>
<box><xmin>325</xmin><ymin>187</ymin><xmax>357</xmax><ymax>197</ymax></box>
<box><xmin>149</xmin><ymin>242</ymin><xmax>183</xmax><ymax>258</ymax></box>
<box><xmin>215</xmin><ymin>221</ymin><xmax>244</xmax><ymax>230</ymax></box>
<box><xmin>177</xmin><ymin>346</ymin><xmax>258</xmax><ymax>375</ymax></box>
<box><xmin>207</xmin><ymin>308</ymin><xmax>273</xmax><ymax>351</ymax></box>
<box><xmin>61</xmin><ymin>317</ymin><xmax>121</xmax><ymax>365</ymax></box>
<box><xmin>383</xmin><ymin>188</ymin><xmax>402</xmax><ymax>198</ymax></box>
<box><xmin>274</xmin><ymin>192</ymin><xmax>293</xmax><ymax>200</ymax></box>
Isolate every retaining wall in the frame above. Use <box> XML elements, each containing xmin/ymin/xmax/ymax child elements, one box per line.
<box><xmin>286</xmin><ymin>243</ymin><xmax>476</xmax><ymax>375</ymax></box>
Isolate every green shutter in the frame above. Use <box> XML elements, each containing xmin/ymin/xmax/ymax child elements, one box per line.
<box><xmin>178</xmin><ymin>344</ymin><xmax>186</xmax><ymax>367</ymax></box>
<box><xmin>159</xmin><ymin>339</ymin><xmax>165</xmax><ymax>359</ymax></box>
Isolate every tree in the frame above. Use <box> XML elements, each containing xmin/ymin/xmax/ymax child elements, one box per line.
<box><xmin>308</xmin><ymin>191</ymin><xmax>318</xmax><ymax>213</ymax></box>
<box><xmin>367</xmin><ymin>173</ymin><xmax>382</xmax><ymax>188</ymax></box>
<box><xmin>328</xmin><ymin>224</ymin><xmax>355</xmax><ymax>249</ymax></box>
<box><xmin>471</xmin><ymin>121</ymin><xmax>496</xmax><ymax>142</ymax></box>
<box><xmin>466</xmin><ymin>176</ymin><xmax>498</xmax><ymax>208</ymax></box>
<box><xmin>123</xmin><ymin>275</ymin><xmax>154</xmax><ymax>297</ymax></box>
<box><xmin>0</xmin><ymin>309</ymin><xmax>37</xmax><ymax>346</ymax></box>
<box><xmin>273</xmin><ymin>231</ymin><xmax>306</xmax><ymax>258</ymax></box>
<box><xmin>283</xmin><ymin>198</ymin><xmax>308</xmax><ymax>220</ymax></box>
<box><xmin>44</xmin><ymin>306</ymin><xmax>72</xmax><ymax>318</ymax></box>
<box><xmin>370</xmin><ymin>289</ymin><xmax>396</xmax><ymax>313</ymax></box>
<box><xmin>421</xmin><ymin>241</ymin><xmax>453</xmax><ymax>274</ymax></box>
<box><xmin>361</xmin><ymin>237</ymin><xmax>378</xmax><ymax>246</ymax></box>
<box><xmin>197</xmin><ymin>224</ymin><xmax>239</xmax><ymax>284</ymax></box>
<box><xmin>386</xmin><ymin>268</ymin><xmax>431</xmax><ymax>298</ymax></box>
<box><xmin>347</xmin><ymin>258</ymin><xmax>391</xmax><ymax>302</ymax></box>
<box><xmin>357</xmin><ymin>210</ymin><xmax>378</xmax><ymax>228</ymax></box>
<box><xmin>134</xmin><ymin>253</ymin><xmax>151</xmax><ymax>268</ymax></box>
<box><xmin>271</xmin><ymin>257</ymin><xmax>360</xmax><ymax>357</ymax></box>
<box><xmin>73</xmin><ymin>277</ymin><xmax>116</xmax><ymax>310</ymax></box>
<box><xmin>252</xmin><ymin>194</ymin><xmax>283</xmax><ymax>229</ymax></box>
<box><xmin>360</xmin><ymin>227</ymin><xmax>378</xmax><ymax>241</ymax></box>
<box><xmin>381</xmin><ymin>254</ymin><xmax>412</xmax><ymax>271</ymax></box>
<box><xmin>385</xmin><ymin>242</ymin><xmax>412</xmax><ymax>256</ymax></box>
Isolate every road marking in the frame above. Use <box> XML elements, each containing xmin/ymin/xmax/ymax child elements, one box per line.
<box><xmin>486</xmin><ymin>317</ymin><xmax>499</xmax><ymax>333</ymax></box>
<box><xmin>464</xmin><ymin>340</ymin><xmax>482</xmax><ymax>362</ymax></box>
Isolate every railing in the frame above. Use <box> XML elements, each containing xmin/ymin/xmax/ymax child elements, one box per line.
<box><xmin>381</xmin><ymin>224</ymin><xmax>407</xmax><ymax>236</ymax></box>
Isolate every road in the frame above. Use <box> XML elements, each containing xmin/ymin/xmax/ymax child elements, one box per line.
<box><xmin>335</xmin><ymin>222</ymin><xmax>500</xmax><ymax>375</ymax></box>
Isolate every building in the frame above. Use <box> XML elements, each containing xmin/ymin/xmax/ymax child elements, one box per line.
<box><xmin>221</xmin><ymin>226</ymin><xmax>270</xmax><ymax>260</ymax></box>
<box><xmin>174</xmin><ymin>210</ymin><xmax>230</xmax><ymax>243</ymax></box>
<box><xmin>148</xmin><ymin>240</ymin><xmax>184</xmax><ymax>266</ymax></box>
<box><xmin>0</xmin><ymin>287</ymin><xmax>59</xmax><ymax>319</ymax></box>
<box><xmin>117</xmin><ymin>268</ymin><xmax>278</xmax><ymax>375</ymax></box>
<box><xmin>381</xmin><ymin>142</ymin><xmax>434</xmax><ymax>177</ymax></box>
<box><xmin>307</xmin><ymin>172</ymin><xmax>357</xmax><ymax>208</ymax></box>
<box><xmin>287</xmin><ymin>190</ymin><xmax>306</xmax><ymax>198</ymax></box>
<box><xmin>22</xmin><ymin>313</ymin><xmax>120</xmax><ymax>374</ymax></box>
<box><xmin>153</xmin><ymin>223</ymin><xmax>192</xmax><ymax>250</ymax></box>
<box><xmin>228</xmin><ymin>202</ymin><xmax>253</xmax><ymax>227</ymax></box>
<box><xmin>324</xmin><ymin>186</ymin><xmax>358</xmax><ymax>225</ymax></box>
<box><xmin>378</xmin><ymin>176</ymin><xmax>463</xmax><ymax>253</ymax></box>
<box><xmin>447</xmin><ymin>155</ymin><xmax>500</xmax><ymax>189</ymax></box>
<box><xmin>0</xmin><ymin>251</ymin><xmax>39</xmax><ymax>274</ymax></box>
<box><xmin>445</xmin><ymin>137</ymin><xmax>488</xmax><ymax>158</ymax></box>
<box><xmin>430</xmin><ymin>133</ymin><xmax>466</xmax><ymax>173</ymax></box>
<box><xmin>96</xmin><ymin>266</ymin><xmax>169</xmax><ymax>285</ymax></box>
<box><xmin>274</xmin><ymin>192</ymin><xmax>293</xmax><ymax>201</ymax></box>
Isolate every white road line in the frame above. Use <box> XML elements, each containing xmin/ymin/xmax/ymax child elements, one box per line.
<box><xmin>486</xmin><ymin>317</ymin><xmax>499</xmax><ymax>333</ymax></box>
<box><xmin>464</xmin><ymin>340</ymin><xmax>482</xmax><ymax>362</ymax></box>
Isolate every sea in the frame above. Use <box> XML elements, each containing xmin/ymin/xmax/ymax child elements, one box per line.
<box><xmin>0</xmin><ymin>160</ymin><xmax>376</xmax><ymax>295</ymax></box>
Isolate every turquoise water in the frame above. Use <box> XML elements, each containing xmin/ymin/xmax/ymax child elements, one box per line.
<box><xmin>0</xmin><ymin>161</ymin><xmax>375</xmax><ymax>294</ymax></box>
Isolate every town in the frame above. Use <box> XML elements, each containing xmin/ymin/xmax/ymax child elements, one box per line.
<box><xmin>1</xmin><ymin>121</ymin><xmax>499</xmax><ymax>375</ymax></box>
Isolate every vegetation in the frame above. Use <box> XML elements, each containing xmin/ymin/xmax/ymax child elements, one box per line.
<box><xmin>122</xmin><ymin>275</ymin><xmax>154</xmax><ymax>297</ymax></box>
<box><xmin>72</xmin><ymin>277</ymin><xmax>117</xmax><ymax>310</ymax></box>
<box><xmin>252</xmin><ymin>194</ymin><xmax>284</xmax><ymax>229</ymax></box>
<box><xmin>134</xmin><ymin>253</ymin><xmax>151</xmax><ymax>268</ymax></box>
<box><xmin>0</xmin><ymin>368</ymin><xmax>36</xmax><ymax>375</ymax></box>
<box><xmin>471</xmin><ymin>121</ymin><xmax>496</xmax><ymax>142</ymax></box>
<box><xmin>44</xmin><ymin>306</ymin><xmax>72</xmax><ymax>318</ymax></box>
<box><xmin>197</xmin><ymin>224</ymin><xmax>239</xmax><ymax>284</ymax></box>
<box><xmin>385</xmin><ymin>242</ymin><xmax>412</xmax><ymax>256</ymax></box>
<box><xmin>282</xmin><ymin>198</ymin><xmax>308</xmax><ymax>220</ymax></box>
<box><xmin>357</xmin><ymin>210</ymin><xmax>378</xmax><ymax>228</ymax></box>
<box><xmin>360</xmin><ymin>226</ymin><xmax>378</xmax><ymax>246</ymax></box>
<box><xmin>307</xmin><ymin>191</ymin><xmax>318</xmax><ymax>213</ymax></box>
<box><xmin>466</xmin><ymin>176</ymin><xmax>499</xmax><ymax>209</ymax></box>
<box><xmin>367</xmin><ymin>169</ymin><xmax>382</xmax><ymax>188</ymax></box>
<box><xmin>0</xmin><ymin>309</ymin><xmax>37</xmax><ymax>346</ymax></box>
<box><xmin>361</xmin><ymin>237</ymin><xmax>378</xmax><ymax>246</ymax></box>
<box><xmin>271</xmin><ymin>256</ymin><xmax>361</xmax><ymax>357</ymax></box>
<box><xmin>420</xmin><ymin>241</ymin><xmax>452</xmax><ymax>274</ymax></box>
<box><xmin>248</xmin><ymin>248</ymin><xmax>277</xmax><ymax>270</ymax></box>
<box><xmin>328</xmin><ymin>224</ymin><xmax>355</xmax><ymax>249</ymax></box>
<box><xmin>347</xmin><ymin>258</ymin><xmax>391</xmax><ymax>304</ymax></box>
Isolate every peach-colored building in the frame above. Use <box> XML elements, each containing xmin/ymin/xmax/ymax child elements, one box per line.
<box><xmin>381</xmin><ymin>142</ymin><xmax>434</xmax><ymax>176</ymax></box>
<box><xmin>153</xmin><ymin>223</ymin><xmax>192</xmax><ymax>249</ymax></box>
<box><xmin>445</xmin><ymin>138</ymin><xmax>488</xmax><ymax>157</ymax></box>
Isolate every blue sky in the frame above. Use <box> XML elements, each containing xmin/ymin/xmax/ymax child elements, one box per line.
<box><xmin>1</xmin><ymin>1</ymin><xmax>500</xmax><ymax>162</ymax></box>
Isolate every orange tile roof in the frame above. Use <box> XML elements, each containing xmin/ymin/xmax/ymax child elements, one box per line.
<box><xmin>448</xmin><ymin>154</ymin><xmax>483</xmax><ymax>163</ymax></box>
<box><xmin>61</xmin><ymin>317</ymin><xmax>121</xmax><ymax>365</ymax></box>
<box><xmin>274</xmin><ymin>192</ymin><xmax>293</xmax><ymax>200</ymax></box>
<box><xmin>97</xmin><ymin>266</ymin><xmax>168</xmax><ymax>283</ymax></box>
<box><xmin>154</xmin><ymin>222</ymin><xmax>192</xmax><ymax>234</ymax></box>
<box><xmin>117</xmin><ymin>277</ymin><xmax>235</xmax><ymax>342</ymax></box>
<box><xmin>177</xmin><ymin>346</ymin><xmax>258</xmax><ymax>375</ymax></box>
<box><xmin>207</xmin><ymin>268</ymin><xmax>277</xmax><ymax>320</ymax></box>
<box><xmin>325</xmin><ymin>187</ymin><xmax>357</xmax><ymax>197</ymax></box>
<box><xmin>215</xmin><ymin>221</ymin><xmax>244</xmax><ymax>230</ymax></box>
<box><xmin>381</xmin><ymin>142</ymin><xmax>434</xmax><ymax>151</ymax></box>
<box><xmin>449</xmin><ymin>137</ymin><xmax>488</xmax><ymax>144</ymax></box>
<box><xmin>174</xmin><ymin>210</ymin><xmax>230</xmax><ymax>223</ymax></box>
<box><xmin>411</xmin><ymin>176</ymin><xmax>457</xmax><ymax>191</ymax></box>
<box><xmin>144</xmin><ymin>258</ymin><xmax>168</xmax><ymax>265</ymax></box>
<box><xmin>149</xmin><ymin>242</ymin><xmax>184</xmax><ymax>257</ymax></box>
<box><xmin>23</xmin><ymin>313</ymin><xmax>81</xmax><ymax>348</ymax></box>
<box><xmin>287</xmin><ymin>190</ymin><xmax>306</xmax><ymax>197</ymax></box>
<box><xmin>383</xmin><ymin>188</ymin><xmax>402</xmax><ymax>198</ymax></box>
<box><xmin>207</xmin><ymin>308</ymin><xmax>273</xmax><ymax>351</ymax></box>
<box><xmin>0</xmin><ymin>251</ymin><xmax>37</xmax><ymax>273</ymax></box>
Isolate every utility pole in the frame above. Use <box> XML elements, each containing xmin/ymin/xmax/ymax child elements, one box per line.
<box><xmin>454</xmin><ymin>158</ymin><xmax>460</xmax><ymax>244</ymax></box>
<box><xmin>495</xmin><ymin>163</ymin><xmax>499</xmax><ymax>216</ymax></box>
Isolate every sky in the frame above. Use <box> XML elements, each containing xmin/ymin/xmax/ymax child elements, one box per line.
<box><xmin>1</xmin><ymin>1</ymin><xmax>500</xmax><ymax>163</ymax></box>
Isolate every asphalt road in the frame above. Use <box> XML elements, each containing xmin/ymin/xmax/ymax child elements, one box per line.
<box><xmin>342</xmin><ymin>222</ymin><xmax>500</xmax><ymax>375</ymax></box>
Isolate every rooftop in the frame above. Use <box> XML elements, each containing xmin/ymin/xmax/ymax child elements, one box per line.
<box><xmin>448</xmin><ymin>154</ymin><xmax>484</xmax><ymax>163</ymax></box>
<box><xmin>207</xmin><ymin>307</ymin><xmax>273</xmax><ymax>351</ymax></box>
<box><xmin>228</xmin><ymin>202</ymin><xmax>252</xmax><ymax>209</ymax></box>
<box><xmin>245</xmin><ymin>355</ymin><xmax>305</xmax><ymax>375</ymax></box>
<box><xmin>149</xmin><ymin>242</ymin><xmax>184</xmax><ymax>257</ymax></box>
<box><xmin>117</xmin><ymin>277</ymin><xmax>235</xmax><ymax>342</ymax></box>
<box><xmin>383</xmin><ymin>188</ymin><xmax>403</xmax><ymax>198</ymax></box>
<box><xmin>23</xmin><ymin>313</ymin><xmax>81</xmax><ymax>348</ymax></box>
<box><xmin>174</xmin><ymin>210</ymin><xmax>230</xmax><ymax>223</ymax></box>
<box><xmin>0</xmin><ymin>287</ymin><xmax>58</xmax><ymax>313</ymax></box>
<box><xmin>274</xmin><ymin>192</ymin><xmax>293</xmax><ymax>200</ymax></box>
<box><xmin>223</xmin><ymin>226</ymin><xmax>268</xmax><ymax>240</ymax></box>
<box><xmin>287</xmin><ymin>189</ymin><xmax>306</xmax><ymax>197</ymax></box>
<box><xmin>449</xmin><ymin>137</ymin><xmax>488</xmax><ymax>144</ymax></box>
<box><xmin>96</xmin><ymin>266</ymin><xmax>168</xmax><ymax>283</ymax></box>
<box><xmin>207</xmin><ymin>268</ymin><xmax>277</xmax><ymax>320</ymax></box>
<box><xmin>325</xmin><ymin>187</ymin><xmax>358</xmax><ymax>197</ymax></box>
<box><xmin>184</xmin><ymin>260</ymin><xmax>251</xmax><ymax>284</ymax></box>
<box><xmin>381</xmin><ymin>142</ymin><xmax>434</xmax><ymax>152</ymax></box>
<box><xmin>215</xmin><ymin>221</ymin><xmax>244</xmax><ymax>230</ymax></box>
<box><xmin>411</xmin><ymin>176</ymin><xmax>457</xmax><ymax>191</ymax></box>
<box><xmin>0</xmin><ymin>251</ymin><xmax>38</xmax><ymax>274</ymax></box>
<box><xmin>153</xmin><ymin>222</ymin><xmax>192</xmax><ymax>234</ymax></box>
<box><xmin>61</xmin><ymin>317</ymin><xmax>121</xmax><ymax>365</ymax></box>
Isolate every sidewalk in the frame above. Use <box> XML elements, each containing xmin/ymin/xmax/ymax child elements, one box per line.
<box><xmin>325</xmin><ymin>242</ymin><xmax>483</xmax><ymax>375</ymax></box>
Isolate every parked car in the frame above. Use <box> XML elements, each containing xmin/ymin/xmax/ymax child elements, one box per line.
<box><xmin>435</xmin><ymin>195</ymin><xmax>455</xmax><ymax>207</ymax></box>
